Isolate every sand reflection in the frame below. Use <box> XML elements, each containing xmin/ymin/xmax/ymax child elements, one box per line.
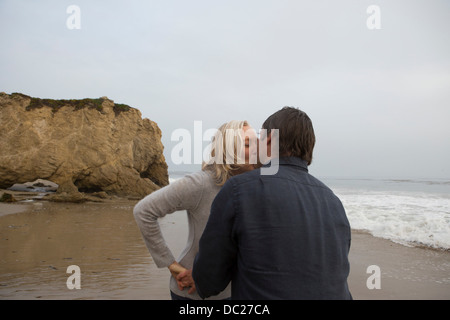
<box><xmin>0</xmin><ymin>200</ymin><xmax>188</xmax><ymax>299</ymax></box>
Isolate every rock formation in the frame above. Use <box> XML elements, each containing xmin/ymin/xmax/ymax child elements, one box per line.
<box><xmin>0</xmin><ymin>92</ymin><xmax>169</xmax><ymax>201</ymax></box>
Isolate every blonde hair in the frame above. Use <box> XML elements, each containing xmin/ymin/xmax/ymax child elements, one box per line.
<box><xmin>202</xmin><ymin>120</ymin><xmax>250</xmax><ymax>186</ymax></box>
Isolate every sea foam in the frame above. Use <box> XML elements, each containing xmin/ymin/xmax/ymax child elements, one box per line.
<box><xmin>330</xmin><ymin>179</ymin><xmax>450</xmax><ymax>250</ymax></box>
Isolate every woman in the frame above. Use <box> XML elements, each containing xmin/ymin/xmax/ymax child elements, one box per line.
<box><xmin>133</xmin><ymin>120</ymin><xmax>258</xmax><ymax>300</ymax></box>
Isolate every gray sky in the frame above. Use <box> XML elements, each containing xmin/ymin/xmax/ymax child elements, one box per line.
<box><xmin>1</xmin><ymin>0</ymin><xmax>449</xmax><ymax>179</ymax></box>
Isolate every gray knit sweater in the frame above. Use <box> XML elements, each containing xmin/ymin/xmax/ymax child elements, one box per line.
<box><xmin>133</xmin><ymin>170</ymin><xmax>231</xmax><ymax>300</ymax></box>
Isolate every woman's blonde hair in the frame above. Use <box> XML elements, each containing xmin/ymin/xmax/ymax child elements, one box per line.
<box><xmin>202</xmin><ymin>120</ymin><xmax>250</xmax><ymax>186</ymax></box>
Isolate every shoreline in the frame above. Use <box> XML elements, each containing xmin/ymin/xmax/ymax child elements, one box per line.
<box><xmin>0</xmin><ymin>197</ymin><xmax>449</xmax><ymax>300</ymax></box>
<box><xmin>0</xmin><ymin>202</ymin><xmax>33</xmax><ymax>217</ymax></box>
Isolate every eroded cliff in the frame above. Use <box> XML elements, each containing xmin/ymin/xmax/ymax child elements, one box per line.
<box><xmin>0</xmin><ymin>92</ymin><xmax>169</xmax><ymax>201</ymax></box>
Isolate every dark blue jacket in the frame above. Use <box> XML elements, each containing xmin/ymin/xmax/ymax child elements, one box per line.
<box><xmin>193</xmin><ymin>157</ymin><xmax>352</xmax><ymax>300</ymax></box>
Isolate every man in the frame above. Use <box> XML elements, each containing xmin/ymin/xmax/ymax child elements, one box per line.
<box><xmin>180</xmin><ymin>107</ymin><xmax>352</xmax><ymax>300</ymax></box>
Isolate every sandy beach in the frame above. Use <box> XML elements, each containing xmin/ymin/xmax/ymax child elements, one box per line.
<box><xmin>0</xmin><ymin>192</ymin><xmax>449</xmax><ymax>300</ymax></box>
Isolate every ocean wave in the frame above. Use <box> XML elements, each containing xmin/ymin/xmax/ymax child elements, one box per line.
<box><xmin>384</xmin><ymin>179</ymin><xmax>450</xmax><ymax>186</ymax></box>
<box><xmin>336</xmin><ymin>190</ymin><xmax>450</xmax><ymax>250</ymax></box>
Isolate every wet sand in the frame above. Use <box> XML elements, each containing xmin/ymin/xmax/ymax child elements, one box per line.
<box><xmin>0</xmin><ymin>203</ymin><xmax>33</xmax><ymax>217</ymax></box>
<box><xmin>348</xmin><ymin>231</ymin><xmax>449</xmax><ymax>299</ymax></box>
<box><xmin>0</xmin><ymin>197</ymin><xmax>181</xmax><ymax>300</ymax></box>
<box><xmin>0</xmin><ymin>196</ymin><xmax>449</xmax><ymax>300</ymax></box>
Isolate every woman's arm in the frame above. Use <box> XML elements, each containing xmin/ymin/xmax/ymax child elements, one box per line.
<box><xmin>133</xmin><ymin>174</ymin><xmax>203</xmax><ymax>268</ymax></box>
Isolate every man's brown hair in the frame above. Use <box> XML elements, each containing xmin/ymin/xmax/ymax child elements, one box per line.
<box><xmin>262</xmin><ymin>107</ymin><xmax>315</xmax><ymax>165</ymax></box>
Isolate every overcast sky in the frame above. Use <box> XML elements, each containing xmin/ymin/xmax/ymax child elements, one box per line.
<box><xmin>1</xmin><ymin>0</ymin><xmax>449</xmax><ymax>179</ymax></box>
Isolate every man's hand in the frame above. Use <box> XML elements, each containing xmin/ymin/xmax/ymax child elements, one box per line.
<box><xmin>177</xmin><ymin>269</ymin><xmax>196</xmax><ymax>294</ymax></box>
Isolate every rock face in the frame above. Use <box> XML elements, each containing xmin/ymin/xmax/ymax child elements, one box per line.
<box><xmin>0</xmin><ymin>92</ymin><xmax>169</xmax><ymax>200</ymax></box>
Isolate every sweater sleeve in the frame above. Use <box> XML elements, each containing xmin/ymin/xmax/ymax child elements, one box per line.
<box><xmin>133</xmin><ymin>173</ymin><xmax>204</xmax><ymax>268</ymax></box>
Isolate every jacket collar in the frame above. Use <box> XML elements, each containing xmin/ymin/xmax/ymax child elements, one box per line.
<box><xmin>262</xmin><ymin>156</ymin><xmax>309</xmax><ymax>172</ymax></box>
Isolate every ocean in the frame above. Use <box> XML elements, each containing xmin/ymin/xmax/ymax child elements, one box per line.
<box><xmin>323</xmin><ymin>177</ymin><xmax>450</xmax><ymax>250</ymax></box>
<box><xmin>170</xmin><ymin>172</ymin><xmax>450</xmax><ymax>250</ymax></box>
